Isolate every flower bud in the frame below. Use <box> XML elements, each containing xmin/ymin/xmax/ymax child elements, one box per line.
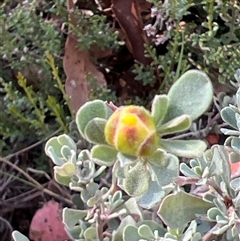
<box><xmin>104</xmin><ymin>105</ymin><xmax>158</xmax><ymax>156</ymax></box>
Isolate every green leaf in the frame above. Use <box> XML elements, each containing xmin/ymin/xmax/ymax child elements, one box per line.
<box><xmin>65</xmin><ymin>225</ymin><xmax>83</xmax><ymax>239</ymax></box>
<box><xmin>181</xmin><ymin>220</ymin><xmax>201</xmax><ymax>241</ymax></box>
<box><xmin>63</xmin><ymin>208</ymin><xmax>87</xmax><ymax>229</ymax></box>
<box><xmin>123</xmin><ymin>161</ymin><xmax>150</xmax><ymax>196</ymax></box>
<box><xmin>221</xmin><ymin>107</ymin><xmax>238</xmax><ymax>129</ymax></box>
<box><xmin>112</xmin><ymin>190</ymin><xmax>122</xmax><ymax>204</ymax></box>
<box><xmin>213</xmin><ymin>198</ymin><xmax>227</xmax><ymax>214</ymax></box>
<box><xmin>233</xmin><ymin>194</ymin><xmax>240</xmax><ymax>212</ymax></box>
<box><xmin>158</xmin><ymin>190</ymin><xmax>213</xmax><ymax>231</ymax></box>
<box><xmin>108</xmin><ymin>219</ymin><xmax>121</xmax><ymax>235</ymax></box>
<box><xmin>91</xmin><ymin>145</ymin><xmax>117</xmax><ymax>166</ymax></box>
<box><xmin>231</xmin><ymin>137</ymin><xmax>240</xmax><ymax>154</ymax></box>
<box><xmin>220</xmin><ymin>128</ymin><xmax>240</xmax><ymax>136</ymax></box>
<box><xmin>230</xmin><ymin>178</ymin><xmax>240</xmax><ymax>192</ymax></box>
<box><xmin>117</xmin><ymin>153</ymin><xmax>137</xmax><ymax>167</ymax></box>
<box><xmin>45</xmin><ymin>134</ymin><xmax>77</xmax><ymax>166</ymax></box>
<box><xmin>151</xmin><ymin>94</ymin><xmax>169</xmax><ymax>127</ymax></box>
<box><xmin>72</xmin><ymin>194</ymin><xmax>85</xmax><ymax>209</ymax></box>
<box><xmin>54</xmin><ymin>172</ymin><xmax>72</xmax><ymax>186</ymax></box>
<box><xmin>46</xmin><ymin>146</ymin><xmax>66</xmax><ymax>166</ymax></box>
<box><xmin>236</xmin><ymin>112</ymin><xmax>240</xmax><ymax>129</ymax></box>
<box><xmin>209</xmin><ymin>145</ymin><xmax>231</xmax><ymax>183</ymax></box>
<box><xmin>60</xmin><ymin>146</ymin><xmax>74</xmax><ymax>162</ymax></box>
<box><xmin>84</xmin><ymin>118</ymin><xmax>108</xmax><ymax>144</ymax></box>
<box><xmin>138</xmin><ymin>225</ymin><xmax>155</xmax><ymax>239</ymax></box>
<box><xmin>87</xmin><ymin>194</ymin><xmax>100</xmax><ymax>207</ymax></box>
<box><xmin>158</xmin><ymin>115</ymin><xmax>191</xmax><ymax>136</ymax></box>
<box><xmin>12</xmin><ymin>231</ymin><xmax>30</xmax><ymax>241</ymax></box>
<box><xmin>180</xmin><ymin>163</ymin><xmax>198</xmax><ymax>177</ymax></box>
<box><xmin>57</xmin><ymin>134</ymin><xmax>76</xmax><ymax>149</ymax></box>
<box><xmin>120</xmin><ymin>198</ymin><xmax>143</xmax><ymax>220</ymax></box>
<box><xmin>138</xmin><ymin>220</ymin><xmax>166</xmax><ymax>237</ymax></box>
<box><xmin>113</xmin><ymin>160</ymin><xmax>129</xmax><ymax>179</ymax></box>
<box><xmin>112</xmin><ymin>216</ymin><xmax>137</xmax><ymax>241</ymax></box>
<box><xmin>148</xmin><ymin>153</ymin><xmax>179</xmax><ymax>186</ymax></box>
<box><xmin>136</xmin><ymin>180</ymin><xmax>166</xmax><ymax>209</ymax></box>
<box><xmin>54</xmin><ymin>162</ymin><xmax>76</xmax><ymax>177</ymax></box>
<box><xmin>213</xmin><ymin>225</ymin><xmax>229</xmax><ymax>235</ymax></box>
<box><xmin>123</xmin><ymin>226</ymin><xmax>142</xmax><ymax>241</ymax></box>
<box><xmin>81</xmin><ymin>182</ymin><xmax>99</xmax><ymax>203</ymax></box>
<box><xmin>216</xmin><ymin>215</ymin><xmax>228</xmax><ymax>225</ymax></box>
<box><xmin>159</xmin><ymin>139</ymin><xmax>207</xmax><ymax>158</ymax></box>
<box><xmin>207</xmin><ymin>207</ymin><xmax>223</xmax><ymax>221</ymax></box>
<box><xmin>76</xmin><ymin>100</ymin><xmax>111</xmax><ymax>138</ymax></box>
<box><xmin>147</xmin><ymin>148</ymin><xmax>167</xmax><ymax>166</ymax></box>
<box><xmin>84</xmin><ymin>227</ymin><xmax>98</xmax><ymax>239</ymax></box>
<box><xmin>163</xmin><ymin>70</ymin><xmax>213</xmax><ymax>122</ymax></box>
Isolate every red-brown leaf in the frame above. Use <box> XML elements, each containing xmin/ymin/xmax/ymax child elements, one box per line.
<box><xmin>63</xmin><ymin>0</ymin><xmax>107</xmax><ymax>113</ymax></box>
<box><xmin>29</xmin><ymin>200</ymin><xmax>71</xmax><ymax>241</ymax></box>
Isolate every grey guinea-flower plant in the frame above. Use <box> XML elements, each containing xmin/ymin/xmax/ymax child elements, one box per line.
<box><xmin>13</xmin><ymin>70</ymin><xmax>240</xmax><ymax>241</ymax></box>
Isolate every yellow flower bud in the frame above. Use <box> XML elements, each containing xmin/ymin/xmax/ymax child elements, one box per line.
<box><xmin>104</xmin><ymin>106</ymin><xmax>158</xmax><ymax>156</ymax></box>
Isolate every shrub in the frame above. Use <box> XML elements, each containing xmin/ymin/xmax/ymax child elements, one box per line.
<box><xmin>13</xmin><ymin>69</ymin><xmax>240</xmax><ymax>241</ymax></box>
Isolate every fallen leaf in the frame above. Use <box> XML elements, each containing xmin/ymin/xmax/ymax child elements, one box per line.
<box><xmin>112</xmin><ymin>0</ymin><xmax>150</xmax><ymax>64</ymax></box>
<box><xmin>29</xmin><ymin>200</ymin><xmax>71</xmax><ymax>241</ymax></box>
<box><xmin>63</xmin><ymin>0</ymin><xmax>106</xmax><ymax>113</ymax></box>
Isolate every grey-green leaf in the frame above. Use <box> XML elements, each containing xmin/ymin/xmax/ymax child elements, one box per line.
<box><xmin>91</xmin><ymin>145</ymin><xmax>117</xmax><ymax>166</ymax></box>
<box><xmin>163</xmin><ymin>70</ymin><xmax>213</xmax><ymax>122</ymax></box>
<box><xmin>158</xmin><ymin>190</ymin><xmax>213</xmax><ymax>231</ymax></box>
<box><xmin>180</xmin><ymin>163</ymin><xmax>198</xmax><ymax>177</ymax></box>
<box><xmin>207</xmin><ymin>207</ymin><xmax>223</xmax><ymax>221</ymax></box>
<box><xmin>138</xmin><ymin>225</ymin><xmax>155</xmax><ymax>239</ymax></box>
<box><xmin>148</xmin><ymin>153</ymin><xmax>179</xmax><ymax>186</ymax></box>
<box><xmin>112</xmin><ymin>216</ymin><xmax>137</xmax><ymax>241</ymax></box>
<box><xmin>231</xmin><ymin>137</ymin><xmax>240</xmax><ymax>154</ymax></box>
<box><xmin>160</xmin><ymin>139</ymin><xmax>207</xmax><ymax>158</ymax></box>
<box><xmin>209</xmin><ymin>145</ymin><xmax>231</xmax><ymax>183</ymax></box>
<box><xmin>221</xmin><ymin>107</ymin><xmax>238</xmax><ymax>129</ymax></box>
<box><xmin>84</xmin><ymin>227</ymin><xmax>98</xmax><ymax>239</ymax></box>
<box><xmin>84</xmin><ymin>118</ymin><xmax>107</xmax><ymax>144</ymax></box>
<box><xmin>151</xmin><ymin>94</ymin><xmax>169</xmax><ymax>127</ymax></box>
<box><xmin>119</xmin><ymin>198</ymin><xmax>143</xmax><ymax>220</ymax></box>
<box><xmin>123</xmin><ymin>161</ymin><xmax>150</xmax><ymax>196</ymax></box>
<box><xmin>45</xmin><ymin>134</ymin><xmax>77</xmax><ymax>166</ymax></box>
<box><xmin>76</xmin><ymin>100</ymin><xmax>111</xmax><ymax>138</ymax></box>
<box><xmin>158</xmin><ymin>114</ymin><xmax>191</xmax><ymax>136</ymax></box>
<box><xmin>12</xmin><ymin>231</ymin><xmax>30</xmax><ymax>241</ymax></box>
<box><xmin>54</xmin><ymin>172</ymin><xmax>72</xmax><ymax>186</ymax></box>
<box><xmin>136</xmin><ymin>180</ymin><xmax>166</xmax><ymax>209</ymax></box>
<box><xmin>230</xmin><ymin>178</ymin><xmax>240</xmax><ymax>192</ymax></box>
<box><xmin>138</xmin><ymin>220</ymin><xmax>166</xmax><ymax>237</ymax></box>
<box><xmin>63</xmin><ymin>208</ymin><xmax>87</xmax><ymax>229</ymax></box>
<box><xmin>123</xmin><ymin>226</ymin><xmax>142</xmax><ymax>241</ymax></box>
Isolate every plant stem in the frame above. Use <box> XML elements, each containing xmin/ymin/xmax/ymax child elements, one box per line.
<box><xmin>175</xmin><ymin>30</ymin><xmax>185</xmax><ymax>81</ymax></box>
<box><xmin>4</xmin><ymin>128</ymin><xmax>61</xmax><ymax>160</ymax></box>
<box><xmin>0</xmin><ymin>157</ymin><xmax>72</xmax><ymax>206</ymax></box>
<box><xmin>175</xmin><ymin>176</ymin><xmax>223</xmax><ymax>197</ymax></box>
<box><xmin>45</xmin><ymin>52</ymin><xmax>73</xmax><ymax>118</ymax></box>
<box><xmin>202</xmin><ymin>223</ymin><xmax>219</xmax><ymax>241</ymax></box>
<box><xmin>96</xmin><ymin>212</ymin><xmax>104</xmax><ymax>241</ymax></box>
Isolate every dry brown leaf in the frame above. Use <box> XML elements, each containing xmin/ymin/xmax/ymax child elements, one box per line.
<box><xmin>112</xmin><ymin>0</ymin><xmax>150</xmax><ymax>64</ymax></box>
<box><xmin>63</xmin><ymin>0</ymin><xmax>107</xmax><ymax>113</ymax></box>
<box><xmin>63</xmin><ymin>35</ymin><xmax>106</xmax><ymax>113</ymax></box>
